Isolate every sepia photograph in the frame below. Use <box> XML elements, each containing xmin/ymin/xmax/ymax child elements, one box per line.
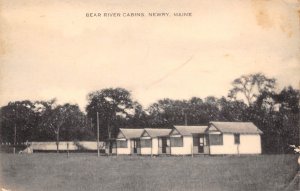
<box><xmin>0</xmin><ymin>0</ymin><xmax>299</xmax><ymax>190</ymax></box>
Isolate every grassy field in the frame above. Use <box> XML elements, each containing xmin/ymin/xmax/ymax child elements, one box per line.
<box><xmin>0</xmin><ymin>153</ymin><xmax>298</xmax><ymax>191</ymax></box>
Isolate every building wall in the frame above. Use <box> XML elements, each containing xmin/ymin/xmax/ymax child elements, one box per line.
<box><xmin>140</xmin><ymin>138</ymin><xmax>153</xmax><ymax>155</ymax></box>
<box><xmin>140</xmin><ymin>147</ymin><xmax>151</xmax><ymax>155</ymax></box>
<box><xmin>116</xmin><ymin>139</ymin><xmax>131</xmax><ymax>155</ymax></box>
<box><xmin>79</xmin><ymin>142</ymin><xmax>99</xmax><ymax>150</ymax></box>
<box><xmin>209</xmin><ymin>134</ymin><xmax>236</xmax><ymax>154</ymax></box>
<box><xmin>170</xmin><ymin>136</ymin><xmax>193</xmax><ymax>155</ymax></box>
<box><xmin>30</xmin><ymin>141</ymin><xmax>104</xmax><ymax>151</ymax></box>
<box><xmin>209</xmin><ymin>134</ymin><xmax>261</xmax><ymax>155</ymax></box>
<box><xmin>140</xmin><ymin>138</ymin><xmax>162</xmax><ymax>155</ymax></box>
<box><xmin>239</xmin><ymin>134</ymin><xmax>261</xmax><ymax>154</ymax></box>
<box><xmin>152</xmin><ymin>138</ymin><xmax>159</xmax><ymax>155</ymax></box>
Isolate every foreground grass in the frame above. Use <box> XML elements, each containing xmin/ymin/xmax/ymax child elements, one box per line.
<box><xmin>0</xmin><ymin>153</ymin><xmax>298</xmax><ymax>191</ymax></box>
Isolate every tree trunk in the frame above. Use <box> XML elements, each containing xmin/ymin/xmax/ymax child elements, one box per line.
<box><xmin>277</xmin><ymin>132</ymin><xmax>282</xmax><ymax>154</ymax></box>
<box><xmin>108</xmin><ymin>123</ymin><xmax>111</xmax><ymax>139</ymax></box>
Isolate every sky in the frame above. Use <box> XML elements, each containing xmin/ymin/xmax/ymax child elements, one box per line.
<box><xmin>0</xmin><ymin>0</ymin><xmax>299</xmax><ymax>111</ymax></box>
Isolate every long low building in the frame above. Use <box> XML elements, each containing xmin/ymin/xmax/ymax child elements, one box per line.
<box><xmin>29</xmin><ymin>141</ymin><xmax>105</xmax><ymax>152</ymax></box>
<box><xmin>109</xmin><ymin>122</ymin><xmax>263</xmax><ymax>156</ymax></box>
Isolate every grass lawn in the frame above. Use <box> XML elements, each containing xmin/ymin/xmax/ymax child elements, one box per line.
<box><xmin>0</xmin><ymin>153</ymin><xmax>298</xmax><ymax>191</ymax></box>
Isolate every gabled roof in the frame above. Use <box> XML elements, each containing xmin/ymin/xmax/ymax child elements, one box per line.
<box><xmin>118</xmin><ymin>128</ymin><xmax>144</xmax><ymax>139</ymax></box>
<box><xmin>172</xmin><ymin>125</ymin><xmax>208</xmax><ymax>136</ymax></box>
<box><xmin>143</xmin><ymin>128</ymin><xmax>172</xmax><ymax>138</ymax></box>
<box><xmin>209</xmin><ymin>122</ymin><xmax>263</xmax><ymax>134</ymax></box>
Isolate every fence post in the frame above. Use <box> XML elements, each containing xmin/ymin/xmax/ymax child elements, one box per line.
<box><xmin>97</xmin><ymin>112</ymin><xmax>100</xmax><ymax>157</ymax></box>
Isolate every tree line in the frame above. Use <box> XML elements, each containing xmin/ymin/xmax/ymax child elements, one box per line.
<box><xmin>0</xmin><ymin>73</ymin><xmax>299</xmax><ymax>153</ymax></box>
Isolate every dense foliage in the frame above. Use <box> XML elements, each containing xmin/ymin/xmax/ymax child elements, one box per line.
<box><xmin>0</xmin><ymin>100</ymin><xmax>94</xmax><ymax>144</ymax></box>
<box><xmin>0</xmin><ymin>73</ymin><xmax>299</xmax><ymax>153</ymax></box>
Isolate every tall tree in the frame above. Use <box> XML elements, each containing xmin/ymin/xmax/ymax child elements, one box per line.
<box><xmin>273</xmin><ymin>86</ymin><xmax>300</xmax><ymax>152</ymax></box>
<box><xmin>218</xmin><ymin>97</ymin><xmax>247</xmax><ymax>121</ymax></box>
<box><xmin>86</xmin><ymin>88</ymin><xmax>136</xmax><ymax>140</ymax></box>
<box><xmin>247</xmin><ymin>86</ymin><xmax>300</xmax><ymax>153</ymax></box>
<box><xmin>0</xmin><ymin>100</ymin><xmax>37</xmax><ymax>144</ymax></box>
<box><xmin>147</xmin><ymin>97</ymin><xmax>222</xmax><ymax>126</ymax></box>
<box><xmin>38</xmin><ymin>100</ymin><xmax>85</xmax><ymax>152</ymax></box>
<box><xmin>147</xmin><ymin>99</ymin><xmax>189</xmax><ymax>127</ymax></box>
<box><xmin>228</xmin><ymin>73</ymin><xmax>276</xmax><ymax>105</ymax></box>
<box><xmin>127</xmin><ymin>101</ymin><xmax>149</xmax><ymax>127</ymax></box>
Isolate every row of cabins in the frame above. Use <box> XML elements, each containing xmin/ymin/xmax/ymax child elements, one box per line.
<box><xmin>106</xmin><ymin>122</ymin><xmax>263</xmax><ymax>155</ymax></box>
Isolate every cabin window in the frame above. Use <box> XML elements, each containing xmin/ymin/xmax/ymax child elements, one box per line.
<box><xmin>234</xmin><ymin>134</ymin><xmax>240</xmax><ymax>144</ymax></box>
<box><xmin>117</xmin><ymin>140</ymin><xmax>127</xmax><ymax>148</ymax></box>
<box><xmin>170</xmin><ymin>137</ymin><xmax>183</xmax><ymax>147</ymax></box>
<box><xmin>209</xmin><ymin>134</ymin><xmax>223</xmax><ymax>145</ymax></box>
<box><xmin>140</xmin><ymin>139</ymin><xmax>152</xmax><ymax>148</ymax></box>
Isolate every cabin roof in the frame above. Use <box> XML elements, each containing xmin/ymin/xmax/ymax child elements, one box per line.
<box><xmin>209</xmin><ymin>122</ymin><xmax>263</xmax><ymax>134</ymax></box>
<box><xmin>173</xmin><ymin>125</ymin><xmax>208</xmax><ymax>136</ymax></box>
<box><xmin>143</xmin><ymin>128</ymin><xmax>172</xmax><ymax>137</ymax></box>
<box><xmin>119</xmin><ymin>128</ymin><xmax>144</xmax><ymax>139</ymax></box>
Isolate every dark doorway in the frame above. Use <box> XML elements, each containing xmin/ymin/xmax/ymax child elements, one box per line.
<box><xmin>198</xmin><ymin>135</ymin><xmax>204</xmax><ymax>153</ymax></box>
<box><xmin>133</xmin><ymin>139</ymin><xmax>138</xmax><ymax>154</ymax></box>
<box><xmin>161</xmin><ymin>137</ymin><xmax>167</xmax><ymax>153</ymax></box>
<box><xmin>193</xmin><ymin>134</ymin><xmax>204</xmax><ymax>153</ymax></box>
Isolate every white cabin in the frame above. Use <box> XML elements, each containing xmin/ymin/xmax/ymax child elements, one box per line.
<box><xmin>116</xmin><ymin>128</ymin><xmax>144</xmax><ymax>155</ymax></box>
<box><xmin>140</xmin><ymin>128</ymin><xmax>172</xmax><ymax>155</ymax></box>
<box><xmin>206</xmin><ymin>122</ymin><xmax>263</xmax><ymax>155</ymax></box>
<box><xmin>169</xmin><ymin>126</ymin><xmax>208</xmax><ymax>155</ymax></box>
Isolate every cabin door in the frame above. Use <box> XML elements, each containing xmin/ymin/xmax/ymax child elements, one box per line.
<box><xmin>198</xmin><ymin>135</ymin><xmax>204</xmax><ymax>153</ymax></box>
<box><xmin>161</xmin><ymin>138</ymin><xmax>167</xmax><ymax>153</ymax></box>
<box><xmin>133</xmin><ymin>140</ymin><xmax>138</xmax><ymax>154</ymax></box>
<box><xmin>193</xmin><ymin>135</ymin><xmax>204</xmax><ymax>153</ymax></box>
